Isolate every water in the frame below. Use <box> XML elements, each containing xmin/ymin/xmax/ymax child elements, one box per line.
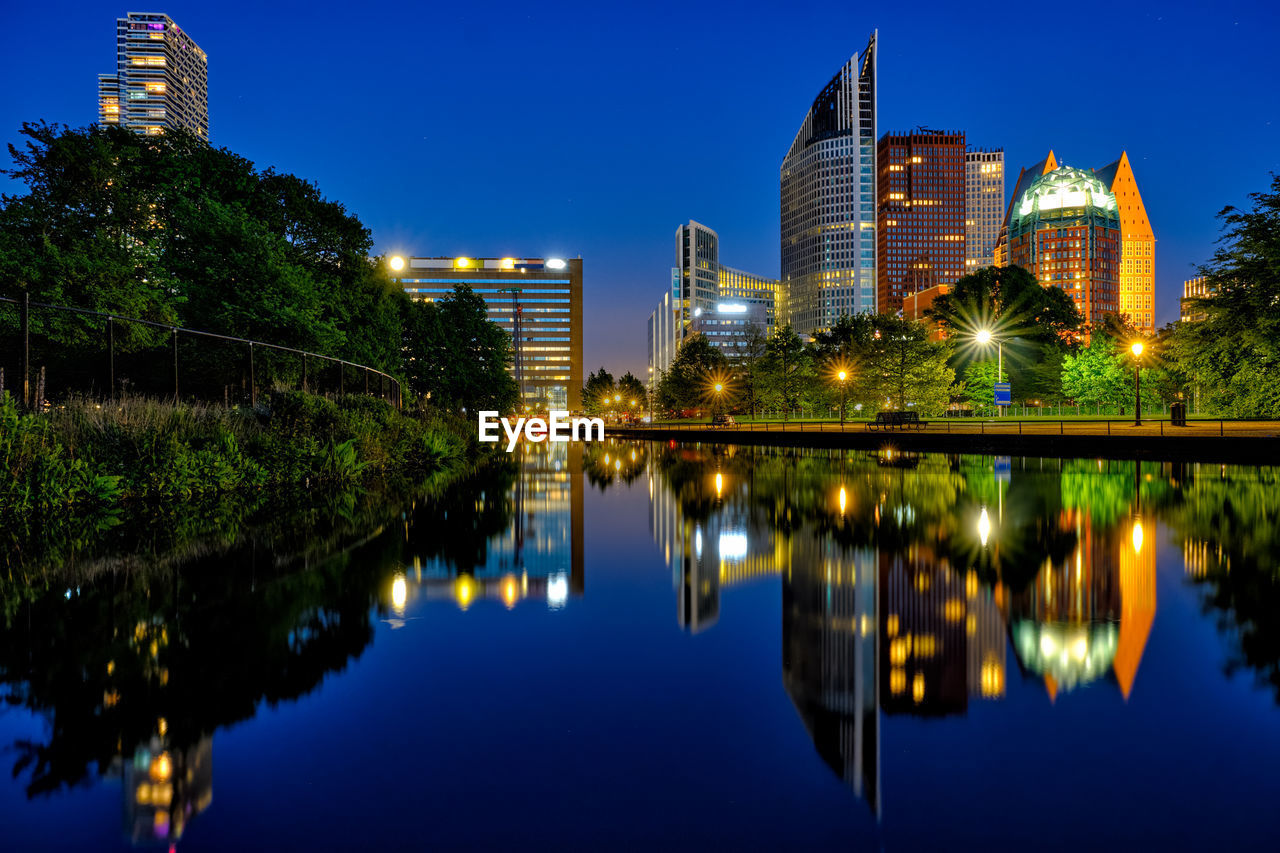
<box><xmin>2</xmin><ymin>441</ymin><xmax>1278</xmax><ymax>850</ymax></box>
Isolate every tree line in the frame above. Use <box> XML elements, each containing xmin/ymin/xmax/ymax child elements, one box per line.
<box><xmin>649</xmin><ymin>172</ymin><xmax>1280</xmax><ymax>419</ymax></box>
<box><xmin>0</xmin><ymin>122</ymin><xmax>516</xmax><ymax>414</ymax></box>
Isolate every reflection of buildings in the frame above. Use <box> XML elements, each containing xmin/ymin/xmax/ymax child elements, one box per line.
<box><xmin>879</xmin><ymin>552</ymin><xmax>1006</xmax><ymax>717</ymax></box>
<box><xmin>783</xmin><ymin>538</ymin><xmax>880</xmax><ymax>817</ymax></box>
<box><xmin>404</xmin><ymin>442</ymin><xmax>584</xmax><ymax>611</ymax></box>
<box><xmin>122</xmin><ymin>734</ymin><xmax>213</xmax><ymax>846</ymax></box>
<box><xmin>1007</xmin><ymin>511</ymin><xmax>1156</xmax><ymax>700</ymax></box>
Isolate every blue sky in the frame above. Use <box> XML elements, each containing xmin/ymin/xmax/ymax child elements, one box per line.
<box><xmin>3</xmin><ymin>0</ymin><xmax>1278</xmax><ymax>375</ymax></box>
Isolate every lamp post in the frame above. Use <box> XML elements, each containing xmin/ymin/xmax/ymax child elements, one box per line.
<box><xmin>975</xmin><ymin>328</ymin><xmax>1004</xmax><ymax>417</ymax></box>
<box><xmin>1130</xmin><ymin>341</ymin><xmax>1144</xmax><ymax>426</ymax></box>
<box><xmin>713</xmin><ymin>382</ymin><xmax>724</xmax><ymax>419</ymax></box>
<box><xmin>837</xmin><ymin>369</ymin><xmax>848</xmax><ymax>428</ymax></box>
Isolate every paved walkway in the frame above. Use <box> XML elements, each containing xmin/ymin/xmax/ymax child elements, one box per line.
<box><xmin>637</xmin><ymin>419</ymin><xmax>1280</xmax><ymax>438</ymax></box>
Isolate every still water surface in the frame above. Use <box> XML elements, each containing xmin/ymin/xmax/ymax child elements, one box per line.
<box><xmin>2</xmin><ymin>441</ymin><xmax>1278</xmax><ymax>850</ymax></box>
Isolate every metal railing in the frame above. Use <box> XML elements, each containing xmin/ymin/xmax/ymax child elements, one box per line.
<box><xmin>619</xmin><ymin>416</ymin><xmax>1277</xmax><ymax>438</ymax></box>
<box><xmin>1</xmin><ymin>293</ymin><xmax>401</xmax><ymax>411</ymax></box>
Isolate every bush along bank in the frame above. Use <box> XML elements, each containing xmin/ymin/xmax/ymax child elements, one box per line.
<box><xmin>0</xmin><ymin>390</ymin><xmax>478</xmax><ymax>515</ymax></box>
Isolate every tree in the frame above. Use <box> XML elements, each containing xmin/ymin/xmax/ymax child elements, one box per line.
<box><xmin>617</xmin><ymin>371</ymin><xmax>648</xmax><ymax>414</ymax></box>
<box><xmin>582</xmin><ymin>368</ymin><xmax>616</xmax><ymax>415</ymax></box>
<box><xmin>1165</xmin><ymin>173</ymin><xmax>1280</xmax><ymax>416</ymax></box>
<box><xmin>735</xmin><ymin>322</ymin><xmax>770</xmax><ymax>418</ymax></box>
<box><xmin>1060</xmin><ymin>332</ymin><xmax>1158</xmax><ymax>412</ymax></box>
<box><xmin>402</xmin><ymin>286</ymin><xmax>517</xmax><ymax>414</ymax></box>
<box><xmin>760</xmin><ymin>325</ymin><xmax>812</xmax><ymax>419</ymax></box>
<box><xmin>962</xmin><ymin>360</ymin><xmax>1006</xmax><ymax>408</ymax></box>
<box><xmin>654</xmin><ymin>335</ymin><xmax>728</xmax><ymax>414</ymax></box>
<box><xmin>860</xmin><ymin>315</ymin><xmax>954</xmax><ymax>414</ymax></box>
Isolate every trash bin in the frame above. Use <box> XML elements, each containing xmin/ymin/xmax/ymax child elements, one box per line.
<box><xmin>1170</xmin><ymin>401</ymin><xmax>1187</xmax><ymax>427</ymax></box>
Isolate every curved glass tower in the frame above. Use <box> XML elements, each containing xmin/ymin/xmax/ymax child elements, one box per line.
<box><xmin>780</xmin><ymin>32</ymin><xmax>877</xmax><ymax>335</ymax></box>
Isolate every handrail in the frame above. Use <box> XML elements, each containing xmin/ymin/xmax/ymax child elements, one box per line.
<box><xmin>2</xmin><ymin>293</ymin><xmax>401</xmax><ymax>410</ymax></box>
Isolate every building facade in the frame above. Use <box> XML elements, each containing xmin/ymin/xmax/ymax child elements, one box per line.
<box><xmin>1003</xmin><ymin>165</ymin><xmax>1121</xmax><ymax>324</ymax></box>
<box><xmin>400</xmin><ymin>256</ymin><xmax>583</xmax><ymax>410</ymax></box>
<box><xmin>1097</xmin><ymin>153</ymin><xmax>1156</xmax><ymax>333</ymax></box>
<box><xmin>98</xmin><ymin>13</ymin><xmax>209</xmax><ymax>140</ymax></box>
<box><xmin>876</xmin><ymin>129</ymin><xmax>967</xmax><ymax>313</ymax></box>
<box><xmin>648</xmin><ymin>222</ymin><xmax>780</xmax><ymax>390</ymax></box>
<box><xmin>1180</xmin><ymin>276</ymin><xmax>1216</xmax><ymax>322</ymax></box>
<box><xmin>964</xmin><ymin>149</ymin><xmax>1004</xmax><ymax>271</ymax></box>
<box><xmin>780</xmin><ymin>32</ymin><xmax>877</xmax><ymax>334</ymax></box>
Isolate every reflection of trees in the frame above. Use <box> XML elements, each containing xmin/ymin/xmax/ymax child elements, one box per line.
<box><xmin>1164</xmin><ymin>466</ymin><xmax>1280</xmax><ymax>703</ymax></box>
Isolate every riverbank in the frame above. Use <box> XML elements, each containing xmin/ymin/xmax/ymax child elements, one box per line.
<box><xmin>608</xmin><ymin>420</ymin><xmax>1280</xmax><ymax>464</ymax></box>
<box><xmin>0</xmin><ymin>390</ymin><xmax>478</xmax><ymax>519</ymax></box>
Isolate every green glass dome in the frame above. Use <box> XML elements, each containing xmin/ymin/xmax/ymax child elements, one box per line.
<box><xmin>1011</xmin><ymin>165</ymin><xmax>1117</xmax><ymax>229</ymax></box>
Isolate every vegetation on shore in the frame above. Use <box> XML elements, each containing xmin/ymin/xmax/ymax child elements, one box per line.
<box><xmin>0</xmin><ymin>389</ymin><xmax>478</xmax><ymax>520</ymax></box>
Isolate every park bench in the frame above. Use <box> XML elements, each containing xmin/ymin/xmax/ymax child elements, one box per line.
<box><xmin>867</xmin><ymin>411</ymin><xmax>925</xmax><ymax>431</ymax></box>
<box><xmin>710</xmin><ymin>413</ymin><xmax>737</xmax><ymax>428</ymax></box>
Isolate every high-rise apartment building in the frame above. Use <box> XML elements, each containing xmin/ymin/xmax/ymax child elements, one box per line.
<box><xmin>964</xmin><ymin>149</ymin><xmax>1004</xmax><ymax>271</ymax></box>
<box><xmin>1096</xmin><ymin>153</ymin><xmax>1155</xmax><ymax>333</ymax></box>
<box><xmin>1003</xmin><ymin>165</ymin><xmax>1121</xmax><ymax>324</ymax></box>
<box><xmin>876</xmin><ymin>129</ymin><xmax>966</xmax><ymax>313</ymax></box>
<box><xmin>648</xmin><ymin>221</ymin><xmax>780</xmax><ymax>388</ymax></box>
<box><xmin>98</xmin><ymin>13</ymin><xmax>209</xmax><ymax>140</ymax></box>
<box><xmin>399</xmin><ymin>256</ymin><xmax>583</xmax><ymax>410</ymax></box>
<box><xmin>780</xmin><ymin>32</ymin><xmax>877</xmax><ymax>334</ymax></box>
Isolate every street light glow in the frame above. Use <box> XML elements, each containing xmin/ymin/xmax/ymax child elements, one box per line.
<box><xmin>1131</xmin><ymin>341</ymin><xmax>1144</xmax><ymax>356</ymax></box>
<box><xmin>389</xmin><ymin>255</ymin><xmax>405</xmax><ymax>271</ymax></box>
<box><xmin>838</xmin><ymin>370</ymin><xmax>847</xmax><ymax>382</ymax></box>
<box><xmin>975</xmin><ymin>329</ymin><xmax>993</xmax><ymax>345</ymax></box>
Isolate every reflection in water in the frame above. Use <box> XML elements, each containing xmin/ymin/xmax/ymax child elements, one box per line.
<box><xmin>0</xmin><ymin>443</ymin><xmax>586</xmax><ymax>846</ymax></box>
<box><xmin>633</xmin><ymin>443</ymin><xmax>1255</xmax><ymax>817</ymax></box>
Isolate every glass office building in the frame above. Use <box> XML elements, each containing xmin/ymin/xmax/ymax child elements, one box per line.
<box><xmin>98</xmin><ymin>13</ymin><xmax>209</xmax><ymax>140</ymax></box>
<box><xmin>780</xmin><ymin>31</ymin><xmax>878</xmax><ymax>334</ymax></box>
<box><xmin>965</xmin><ymin>149</ymin><xmax>1005</xmax><ymax>271</ymax></box>
<box><xmin>400</xmin><ymin>256</ymin><xmax>583</xmax><ymax>410</ymax></box>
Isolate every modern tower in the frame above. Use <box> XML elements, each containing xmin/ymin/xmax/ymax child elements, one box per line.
<box><xmin>780</xmin><ymin>32</ymin><xmax>877</xmax><ymax>334</ymax></box>
<box><xmin>1004</xmin><ymin>165</ymin><xmax>1122</xmax><ymax>324</ymax></box>
<box><xmin>1096</xmin><ymin>153</ymin><xmax>1156</xmax><ymax>333</ymax></box>
<box><xmin>98</xmin><ymin>13</ymin><xmax>209</xmax><ymax>140</ymax></box>
<box><xmin>876</xmin><ymin>129</ymin><xmax>966</xmax><ymax>313</ymax></box>
<box><xmin>964</xmin><ymin>148</ymin><xmax>1004</xmax><ymax>271</ymax></box>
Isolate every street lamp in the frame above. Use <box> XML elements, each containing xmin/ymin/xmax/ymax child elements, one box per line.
<box><xmin>974</xmin><ymin>328</ymin><xmax>1005</xmax><ymax>417</ymax></box>
<box><xmin>837</xmin><ymin>369</ymin><xmax>849</xmax><ymax>428</ymax></box>
<box><xmin>1130</xmin><ymin>341</ymin><xmax>1144</xmax><ymax>426</ymax></box>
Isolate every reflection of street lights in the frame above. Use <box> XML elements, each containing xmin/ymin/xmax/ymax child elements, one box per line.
<box><xmin>1130</xmin><ymin>341</ymin><xmax>1144</xmax><ymax>426</ymax></box>
<box><xmin>974</xmin><ymin>328</ymin><xmax>1004</xmax><ymax>416</ymax></box>
<box><xmin>977</xmin><ymin>506</ymin><xmax>991</xmax><ymax>547</ymax></box>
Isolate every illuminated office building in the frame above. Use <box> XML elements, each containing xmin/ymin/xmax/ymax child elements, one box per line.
<box><xmin>400</xmin><ymin>256</ymin><xmax>583</xmax><ymax>410</ymax></box>
<box><xmin>1097</xmin><ymin>153</ymin><xmax>1156</xmax><ymax>333</ymax></box>
<box><xmin>965</xmin><ymin>149</ymin><xmax>1004</xmax><ymax>270</ymax></box>
<box><xmin>97</xmin><ymin>12</ymin><xmax>209</xmax><ymax>140</ymax></box>
<box><xmin>1180</xmin><ymin>276</ymin><xmax>1216</xmax><ymax>323</ymax></box>
<box><xmin>780</xmin><ymin>32</ymin><xmax>878</xmax><ymax>333</ymax></box>
<box><xmin>783</xmin><ymin>537</ymin><xmax>880</xmax><ymax>817</ymax></box>
<box><xmin>876</xmin><ymin>129</ymin><xmax>967</xmax><ymax>312</ymax></box>
<box><xmin>1002</xmin><ymin>164</ymin><xmax>1121</xmax><ymax>324</ymax></box>
<box><xmin>648</xmin><ymin>222</ymin><xmax>780</xmax><ymax>389</ymax></box>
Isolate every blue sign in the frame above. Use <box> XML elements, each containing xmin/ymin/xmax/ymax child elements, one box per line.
<box><xmin>994</xmin><ymin>382</ymin><xmax>1012</xmax><ymax>406</ymax></box>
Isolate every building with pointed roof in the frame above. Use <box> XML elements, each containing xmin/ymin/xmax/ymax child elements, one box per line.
<box><xmin>1096</xmin><ymin>153</ymin><xmax>1156</xmax><ymax>333</ymax></box>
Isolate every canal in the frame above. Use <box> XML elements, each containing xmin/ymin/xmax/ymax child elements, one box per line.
<box><xmin>1</xmin><ymin>440</ymin><xmax>1277</xmax><ymax>849</ymax></box>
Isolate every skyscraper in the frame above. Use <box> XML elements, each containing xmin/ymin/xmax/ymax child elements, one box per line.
<box><xmin>964</xmin><ymin>149</ymin><xmax>1004</xmax><ymax>271</ymax></box>
<box><xmin>97</xmin><ymin>13</ymin><xmax>209</xmax><ymax>140</ymax></box>
<box><xmin>1003</xmin><ymin>165</ymin><xmax>1121</xmax><ymax>324</ymax></box>
<box><xmin>876</xmin><ymin>129</ymin><xmax>966</xmax><ymax>313</ymax></box>
<box><xmin>780</xmin><ymin>32</ymin><xmax>877</xmax><ymax>334</ymax></box>
<box><xmin>1096</xmin><ymin>153</ymin><xmax>1156</xmax><ymax>333</ymax></box>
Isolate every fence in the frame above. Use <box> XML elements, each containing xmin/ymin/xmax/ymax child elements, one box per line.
<box><xmin>1</xmin><ymin>293</ymin><xmax>401</xmax><ymax>411</ymax></box>
<box><xmin>625</xmin><ymin>416</ymin><xmax>1276</xmax><ymax>438</ymax></box>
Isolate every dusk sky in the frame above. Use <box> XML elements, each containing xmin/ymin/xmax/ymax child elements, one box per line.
<box><xmin>3</xmin><ymin>0</ymin><xmax>1278</xmax><ymax>376</ymax></box>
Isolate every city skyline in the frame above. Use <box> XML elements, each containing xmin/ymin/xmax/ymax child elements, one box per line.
<box><xmin>2</xmin><ymin>2</ymin><xmax>1277</xmax><ymax>377</ymax></box>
